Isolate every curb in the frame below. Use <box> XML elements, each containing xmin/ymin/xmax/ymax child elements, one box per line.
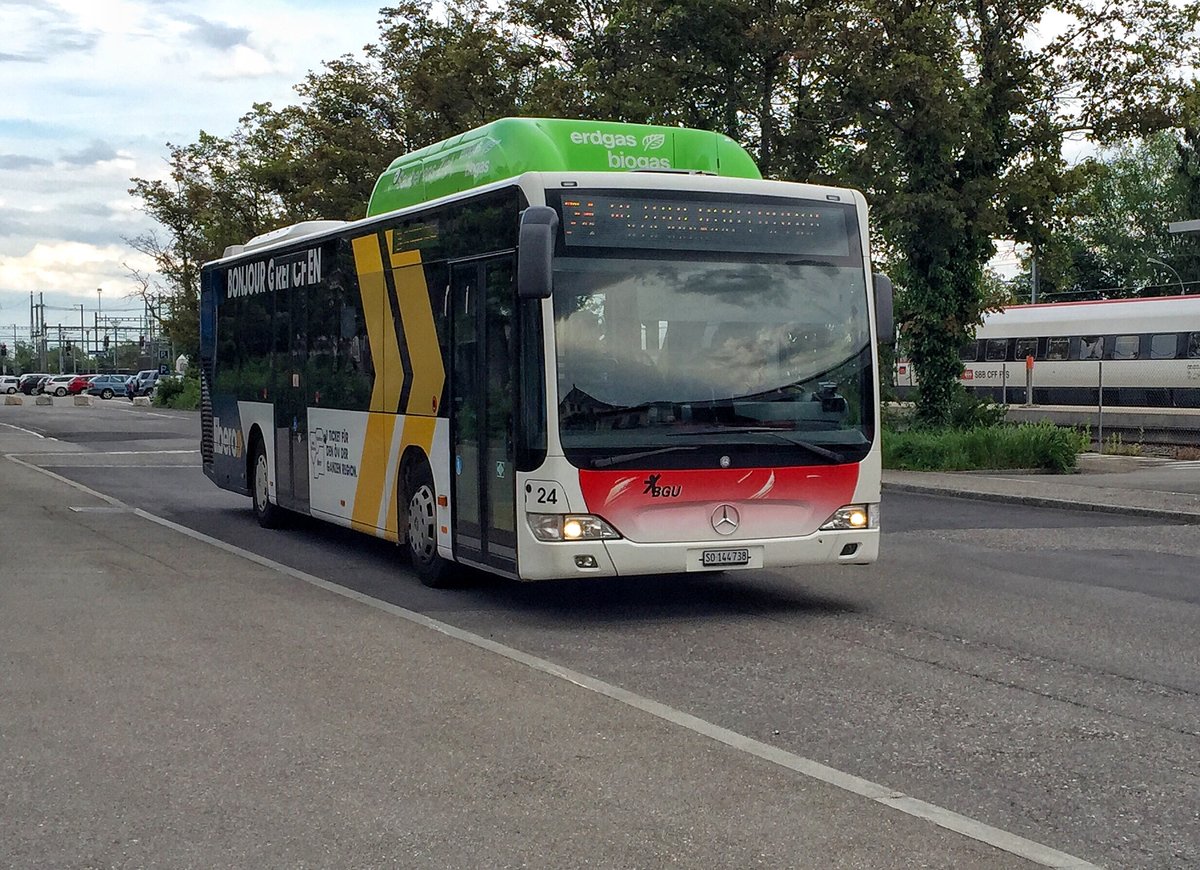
<box><xmin>881</xmin><ymin>481</ymin><xmax>1200</xmax><ymax>524</ymax></box>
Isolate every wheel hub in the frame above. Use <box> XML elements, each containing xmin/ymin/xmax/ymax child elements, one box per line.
<box><xmin>408</xmin><ymin>485</ymin><xmax>437</xmax><ymax>562</ymax></box>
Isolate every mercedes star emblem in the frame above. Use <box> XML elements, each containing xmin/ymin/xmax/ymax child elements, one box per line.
<box><xmin>711</xmin><ymin>504</ymin><xmax>740</xmax><ymax>535</ymax></box>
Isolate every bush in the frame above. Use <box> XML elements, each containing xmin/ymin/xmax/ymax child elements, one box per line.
<box><xmin>153</xmin><ymin>375</ymin><xmax>200</xmax><ymax>410</ymax></box>
<box><xmin>947</xmin><ymin>389</ymin><xmax>1007</xmax><ymax>429</ymax></box>
<box><xmin>883</xmin><ymin>421</ymin><xmax>1086</xmax><ymax>472</ymax></box>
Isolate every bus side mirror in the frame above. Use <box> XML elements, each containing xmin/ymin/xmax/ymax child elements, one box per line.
<box><xmin>518</xmin><ymin>206</ymin><xmax>558</xmax><ymax>300</ymax></box>
<box><xmin>873</xmin><ymin>272</ymin><xmax>894</xmax><ymax>345</ymax></box>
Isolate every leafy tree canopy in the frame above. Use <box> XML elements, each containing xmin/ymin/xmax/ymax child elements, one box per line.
<box><xmin>130</xmin><ymin>0</ymin><xmax>1200</xmax><ymax>424</ymax></box>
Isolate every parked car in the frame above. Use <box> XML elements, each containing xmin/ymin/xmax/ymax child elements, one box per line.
<box><xmin>88</xmin><ymin>374</ymin><xmax>130</xmax><ymax>400</ymax></box>
<box><xmin>127</xmin><ymin>369</ymin><xmax>159</xmax><ymax>398</ymax></box>
<box><xmin>0</xmin><ymin>375</ymin><xmax>18</xmax><ymax>394</ymax></box>
<box><xmin>66</xmin><ymin>375</ymin><xmax>94</xmax><ymax>395</ymax></box>
<box><xmin>18</xmin><ymin>373</ymin><xmax>49</xmax><ymax>395</ymax></box>
<box><xmin>43</xmin><ymin>375</ymin><xmax>75</xmax><ymax>397</ymax></box>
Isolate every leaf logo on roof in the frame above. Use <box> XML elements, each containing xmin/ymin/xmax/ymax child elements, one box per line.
<box><xmin>642</xmin><ymin>134</ymin><xmax>666</xmax><ymax>150</ymax></box>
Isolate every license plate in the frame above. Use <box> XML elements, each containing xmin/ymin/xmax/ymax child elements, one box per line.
<box><xmin>701</xmin><ymin>548</ymin><xmax>750</xmax><ymax>567</ymax></box>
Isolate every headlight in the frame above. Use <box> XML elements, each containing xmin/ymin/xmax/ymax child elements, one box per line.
<box><xmin>820</xmin><ymin>504</ymin><xmax>879</xmax><ymax>531</ymax></box>
<box><xmin>528</xmin><ymin>513</ymin><xmax>621</xmax><ymax>541</ymax></box>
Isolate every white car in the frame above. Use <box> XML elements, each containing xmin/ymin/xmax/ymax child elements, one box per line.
<box><xmin>42</xmin><ymin>375</ymin><xmax>75</xmax><ymax>397</ymax></box>
<box><xmin>0</xmin><ymin>375</ymin><xmax>17</xmax><ymax>394</ymax></box>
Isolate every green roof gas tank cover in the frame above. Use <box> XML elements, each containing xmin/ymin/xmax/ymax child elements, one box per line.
<box><xmin>366</xmin><ymin>117</ymin><xmax>762</xmax><ymax>217</ymax></box>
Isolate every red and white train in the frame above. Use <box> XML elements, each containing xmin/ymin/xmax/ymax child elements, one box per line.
<box><xmin>895</xmin><ymin>295</ymin><xmax>1200</xmax><ymax>407</ymax></box>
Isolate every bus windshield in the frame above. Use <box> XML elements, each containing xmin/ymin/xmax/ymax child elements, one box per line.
<box><xmin>552</xmin><ymin>252</ymin><xmax>874</xmax><ymax>470</ymax></box>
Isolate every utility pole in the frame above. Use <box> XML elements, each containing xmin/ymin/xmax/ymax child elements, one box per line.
<box><xmin>38</xmin><ymin>292</ymin><xmax>46</xmax><ymax>372</ymax></box>
<box><xmin>1030</xmin><ymin>245</ymin><xmax>1039</xmax><ymax>304</ymax></box>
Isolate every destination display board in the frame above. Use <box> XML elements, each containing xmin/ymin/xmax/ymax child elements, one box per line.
<box><xmin>557</xmin><ymin>193</ymin><xmax>854</xmax><ymax>257</ymax></box>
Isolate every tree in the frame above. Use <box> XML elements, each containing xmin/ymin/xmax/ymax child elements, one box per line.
<box><xmin>128</xmin><ymin>0</ymin><xmax>1200</xmax><ymax>427</ymax></box>
<box><xmin>836</xmin><ymin>0</ymin><xmax>1200</xmax><ymax>426</ymax></box>
<box><xmin>1029</xmin><ymin>134</ymin><xmax>1188</xmax><ymax>301</ymax></box>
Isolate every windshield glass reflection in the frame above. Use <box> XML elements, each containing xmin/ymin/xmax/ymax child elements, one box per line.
<box><xmin>553</xmin><ymin>256</ymin><xmax>873</xmax><ymax>469</ymax></box>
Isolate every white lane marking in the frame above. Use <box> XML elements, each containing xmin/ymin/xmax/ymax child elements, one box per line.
<box><xmin>41</xmin><ymin>464</ymin><xmax>202</xmax><ymax>469</ymax></box>
<box><xmin>107</xmin><ymin>404</ymin><xmax>181</xmax><ymax>420</ymax></box>
<box><xmin>6</xmin><ymin>453</ymin><xmax>1103</xmax><ymax>870</ymax></box>
<box><xmin>85</xmin><ymin>450</ymin><xmax>199</xmax><ymax>455</ymax></box>
<box><xmin>0</xmin><ymin>421</ymin><xmax>50</xmax><ymax>439</ymax></box>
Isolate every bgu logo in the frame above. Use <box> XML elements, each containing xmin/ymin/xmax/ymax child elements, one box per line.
<box><xmin>212</xmin><ymin>417</ymin><xmax>243</xmax><ymax>458</ymax></box>
<box><xmin>642</xmin><ymin>473</ymin><xmax>681</xmax><ymax>498</ymax></box>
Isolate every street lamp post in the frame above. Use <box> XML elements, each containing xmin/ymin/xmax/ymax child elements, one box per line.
<box><xmin>1147</xmin><ymin>257</ymin><xmax>1185</xmax><ymax>295</ymax></box>
<box><xmin>96</xmin><ymin>288</ymin><xmax>103</xmax><ymax>362</ymax></box>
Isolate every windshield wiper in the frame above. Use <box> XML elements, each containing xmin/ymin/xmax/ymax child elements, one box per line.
<box><xmin>590</xmin><ymin>445</ymin><xmax>700</xmax><ymax>469</ymax></box>
<box><xmin>667</xmin><ymin>426</ymin><xmax>845</xmax><ymax>462</ymax></box>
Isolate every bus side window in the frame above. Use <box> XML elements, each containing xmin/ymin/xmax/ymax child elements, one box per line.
<box><xmin>1188</xmin><ymin>333</ymin><xmax>1200</xmax><ymax>359</ymax></box>
<box><xmin>985</xmin><ymin>338</ymin><xmax>1007</xmax><ymax>361</ymax></box>
<box><xmin>1014</xmin><ymin>338</ymin><xmax>1037</xmax><ymax>360</ymax></box>
<box><xmin>958</xmin><ymin>340</ymin><xmax>978</xmax><ymax>362</ymax></box>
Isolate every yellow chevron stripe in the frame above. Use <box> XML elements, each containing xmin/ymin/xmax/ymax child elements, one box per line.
<box><xmin>351</xmin><ymin>233</ymin><xmax>403</xmax><ymax>413</ymax></box>
<box><xmin>386</xmin><ymin>244</ymin><xmax>446</xmax><ymax>417</ymax></box>
<box><xmin>351</xmin><ymin>411</ymin><xmax>396</xmax><ymax>534</ymax></box>
<box><xmin>376</xmin><ymin>412</ymin><xmax>439</xmax><ymax>535</ymax></box>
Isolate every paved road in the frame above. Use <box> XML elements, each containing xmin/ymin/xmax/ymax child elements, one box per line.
<box><xmin>3</xmin><ymin>401</ymin><xmax>1199</xmax><ymax>868</ymax></box>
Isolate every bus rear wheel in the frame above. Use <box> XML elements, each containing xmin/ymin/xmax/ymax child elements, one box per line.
<box><xmin>251</xmin><ymin>438</ymin><xmax>282</xmax><ymax>528</ymax></box>
<box><xmin>404</xmin><ymin>460</ymin><xmax>450</xmax><ymax>587</ymax></box>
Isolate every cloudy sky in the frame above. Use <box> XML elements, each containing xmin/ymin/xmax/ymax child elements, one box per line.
<box><xmin>0</xmin><ymin>0</ymin><xmax>384</xmax><ymax>340</ymax></box>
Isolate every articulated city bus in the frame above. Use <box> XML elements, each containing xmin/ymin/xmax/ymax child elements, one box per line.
<box><xmin>199</xmin><ymin>117</ymin><xmax>892</xmax><ymax>585</ymax></box>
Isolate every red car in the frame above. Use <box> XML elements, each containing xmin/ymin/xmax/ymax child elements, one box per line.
<box><xmin>67</xmin><ymin>375</ymin><xmax>93</xmax><ymax>395</ymax></box>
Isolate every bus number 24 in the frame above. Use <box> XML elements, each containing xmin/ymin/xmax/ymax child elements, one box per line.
<box><xmin>525</xmin><ymin>481</ymin><xmax>561</xmax><ymax>506</ymax></box>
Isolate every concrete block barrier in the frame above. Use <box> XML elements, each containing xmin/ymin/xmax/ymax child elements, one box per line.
<box><xmin>132</xmin><ymin>396</ymin><xmax>152</xmax><ymax>407</ymax></box>
<box><xmin>4</xmin><ymin>394</ymin><xmax>22</xmax><ymax>405</ymax></box>
<box><xmin>34</xmin><ymin>394</ymin><xmax>52</xmax><ymax>406</ymax></box>
<box><xmin>73</xmin><ymin>394</ymin><xmax>94</xmax><ymax>407</ymax></box>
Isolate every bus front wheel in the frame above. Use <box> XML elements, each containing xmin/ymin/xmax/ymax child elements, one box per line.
<box><xmin>404</xmin><ymin>460</ymin><xmax>451</xmax><ymax>587</ymax></box>
<box><xmin>251</xmin><ymin>438</ymin><xmax>282</xmax><ymax>528</ymax></box>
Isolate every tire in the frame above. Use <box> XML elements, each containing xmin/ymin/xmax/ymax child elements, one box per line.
<box><xmin>251</xmin><ymin>438</ymin><xmax>283</xmax><ymax>528</ymax></box>
<box><xmin>403</xmin><ymin>458</ymin><xmax>451</xmax><ymax>587</ymax></box>
<box><xmin>55</xmin><ymin>387</ymin><xmax>66</xmax><ymax>397</ymax></box>
<box><xmin>101</xmin><ymin>388</ymin><xmax>113</xmax><ymax>399</ymax></box>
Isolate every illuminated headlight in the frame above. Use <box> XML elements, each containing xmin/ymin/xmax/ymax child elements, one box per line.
<box><xmin>820</xmin><ymin>504</ymin><xmax>879</xmax><ymax>531</ymax></box>
<box><xmin>528</xmin><ymin>514</ymin><xmax>621</xmax><ymax>542</ymax></box>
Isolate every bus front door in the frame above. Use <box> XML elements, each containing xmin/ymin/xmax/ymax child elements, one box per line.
<box><xmin>449</xmin><ymin>256</ymin><xmax>517</xmax><ymax>573</ymax></box>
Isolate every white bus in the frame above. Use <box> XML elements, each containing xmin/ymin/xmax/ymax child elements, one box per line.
<box><xmin>200</xmin><ymin>118</ymin><xmax>892</xmax><ymax>585</ymax></box>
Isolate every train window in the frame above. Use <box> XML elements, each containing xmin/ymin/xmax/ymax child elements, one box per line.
<box><xmin>1079</xmin><ymin>335</ymin><xmax>1104</xmax><ymax>360</ymax></box>
<box><xmin>1111</xmin><ymin>335</ymin><xmax>1139</xmax><ymax>360</ymax></box>
<box><xmin>1014</xmin><ymin>338</ymin><xmax>1037</xmax><ymax>360</ymax></box>
<box><xmin>1150</xmin><ymin>334</ymin><xmax>1178</xmax><ymax>359</ymax></box>
<box><xmin>1045</xmin><ymin>338</ymin><xmax>1069</xmax><ymax>360</ymax></box>
<box><xmin>1189</xmin><ymin>333</ymin><xmax>1200</xmax><ymax>358</ymax></box>
<box><xmin>958</xmin><ymin>340</ymin><xmax>978</xmax><ymax>362</ymax></box>
<box><xmin>985</xmin><ymin>339</ymin><xmax>1008</xmax><ymax>361</ymax></box>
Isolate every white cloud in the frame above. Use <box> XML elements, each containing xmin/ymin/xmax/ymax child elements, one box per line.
<box><xmin>0</xmin><ymin>241</ymin><xmax>156</xmax><ymax>297</ymax></box>
<box><xmin>206</xmin><ymin>44</ymin><xmax>284</xmax><ymax>80</ymax></box>
<box><xmin>0</xmin><ymin>0</ymin><xmax>383</xmax><ymax>301</ymax></box>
